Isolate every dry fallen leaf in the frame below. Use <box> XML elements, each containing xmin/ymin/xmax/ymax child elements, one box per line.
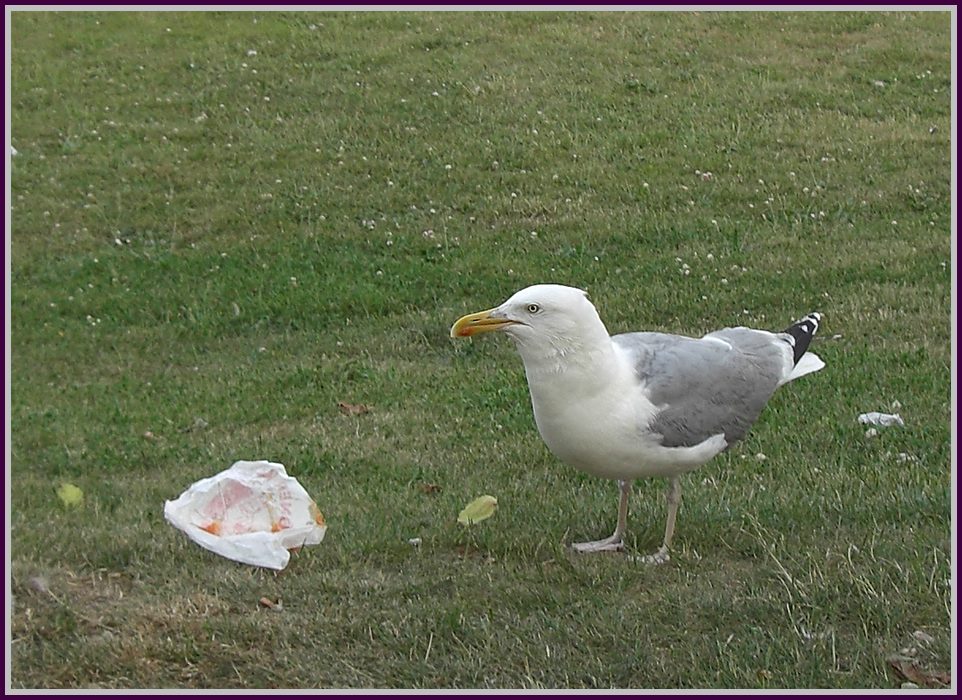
<box><xmin>338</xmin><ymin>401</ymin><xmax>371</xmax><ymax>416</ymax></box>
<box><xmin>258</xmin><ymin>596</ymin><xmax>283</xmax><ymax>612</ymax></box>
<box><xmin>418</xmin><ymin>482</ymin><xmax>442</xmax><ymax>495</ymax></box>
<box><xmin>886</xmin><ymin>655</ymin><xmax>950</xmax><ymax>688</ymax></box>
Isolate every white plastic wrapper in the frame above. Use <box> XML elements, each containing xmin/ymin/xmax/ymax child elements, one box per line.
<box><xmin>857</xmin><ymin>412</ymin><xmax>905</xmax><ymax>427</ymax></box>
<box><xmin>164</xmin><ymin>460</ymin><xmax>327</xmax><ymax>570</ymax></box>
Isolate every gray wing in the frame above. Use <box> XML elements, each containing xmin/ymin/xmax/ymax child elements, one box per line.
<box><xmin>612</xmin><ymin>328</ymin><xmax>792</xmax><ymax>448</ymax></box>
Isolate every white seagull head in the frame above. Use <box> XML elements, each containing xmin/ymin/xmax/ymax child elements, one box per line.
<box><xmin>450</xmin><ymin>284</ymin><xmax>611</xmax><ymax>359</ymax></box>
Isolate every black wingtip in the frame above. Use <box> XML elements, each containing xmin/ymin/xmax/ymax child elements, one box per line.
<box><xmin>783</xmin><ymin>312</ymin><xmax>822</xmax><ymax>364</ymax></box>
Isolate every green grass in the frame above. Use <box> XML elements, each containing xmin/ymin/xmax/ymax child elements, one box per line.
<box><xmin>9</xmin><ymin>9</ymin><xmax>952</xmax><ymax>690</ymax></box>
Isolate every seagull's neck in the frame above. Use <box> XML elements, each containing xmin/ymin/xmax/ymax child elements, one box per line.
<box><xmin>513</xmin><ymin>320</ymin><xmax>620</xmax><ymax>389</ymax></box>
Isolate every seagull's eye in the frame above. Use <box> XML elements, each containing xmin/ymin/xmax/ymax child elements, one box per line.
<box><xmin>526</xmin><ymin>303</ymin><xmax>541</xmax><ymax>314</ymax></box>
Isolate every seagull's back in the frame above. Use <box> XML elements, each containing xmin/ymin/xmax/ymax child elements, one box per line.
<box><xmin>612</xmin><ymin>327</ymin><xmax>794</xmax><ymax>448</ymax></box>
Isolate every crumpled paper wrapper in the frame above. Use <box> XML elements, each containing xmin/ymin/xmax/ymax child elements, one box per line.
<box><xmin>164</xmin><ymin>460</ymin><xmax>326</xmax><ymax>570</ymax></box>
<box><xmin>857</xmin><ymin>412</ymin><xmax>905</xmax><ymax>427</ymax></box>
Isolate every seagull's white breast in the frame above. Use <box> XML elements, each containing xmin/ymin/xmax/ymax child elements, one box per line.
<box><xmin>522</xmin><ymin>345</ymin><xmax>727</xmax><ymax>480</ymax></box>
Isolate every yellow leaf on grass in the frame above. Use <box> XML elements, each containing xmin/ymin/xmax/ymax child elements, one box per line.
<box><xmin>458</xmin><ymin>495</ymin><xmax>498</xmax><ymax>526</ymax></box>
<box><xmin>56</xmin><ymin>482</ymin><xmax>84</xmax><ymax>507</ymax></box>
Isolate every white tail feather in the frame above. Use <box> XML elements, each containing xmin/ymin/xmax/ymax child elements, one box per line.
<box><xmin>780</xmin><ymin>351</ymin><xmax>825</xmax><ymax>385</ymax></box>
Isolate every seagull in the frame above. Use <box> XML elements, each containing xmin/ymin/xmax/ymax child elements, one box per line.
<box><xmin>450</xmin><ymin>284</ymin><xmax>824</xmax><ymax>564</ymax></box>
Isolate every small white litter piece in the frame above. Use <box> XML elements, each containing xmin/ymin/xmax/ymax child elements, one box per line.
<box><xmin>858</xmin><ymin>412</ymin><xmax>905</xmax><ymax>428</ymax></box>
<box><xmin>164</xmin><ymin>460</ymin><xmax>326</xmax><ymax>570</ymax></box>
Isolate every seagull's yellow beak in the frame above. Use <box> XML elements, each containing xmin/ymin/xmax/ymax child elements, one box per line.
<box><xmin>450</xmin><ymin>308</ymin><xmax>518</xmax><ymax>338</ymax></box>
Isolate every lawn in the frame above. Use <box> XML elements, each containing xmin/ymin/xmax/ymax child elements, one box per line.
<box><xmin>7</xmin><ymin>9</ymin><xmax>953</xmax><ymax>690</ymax></box>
